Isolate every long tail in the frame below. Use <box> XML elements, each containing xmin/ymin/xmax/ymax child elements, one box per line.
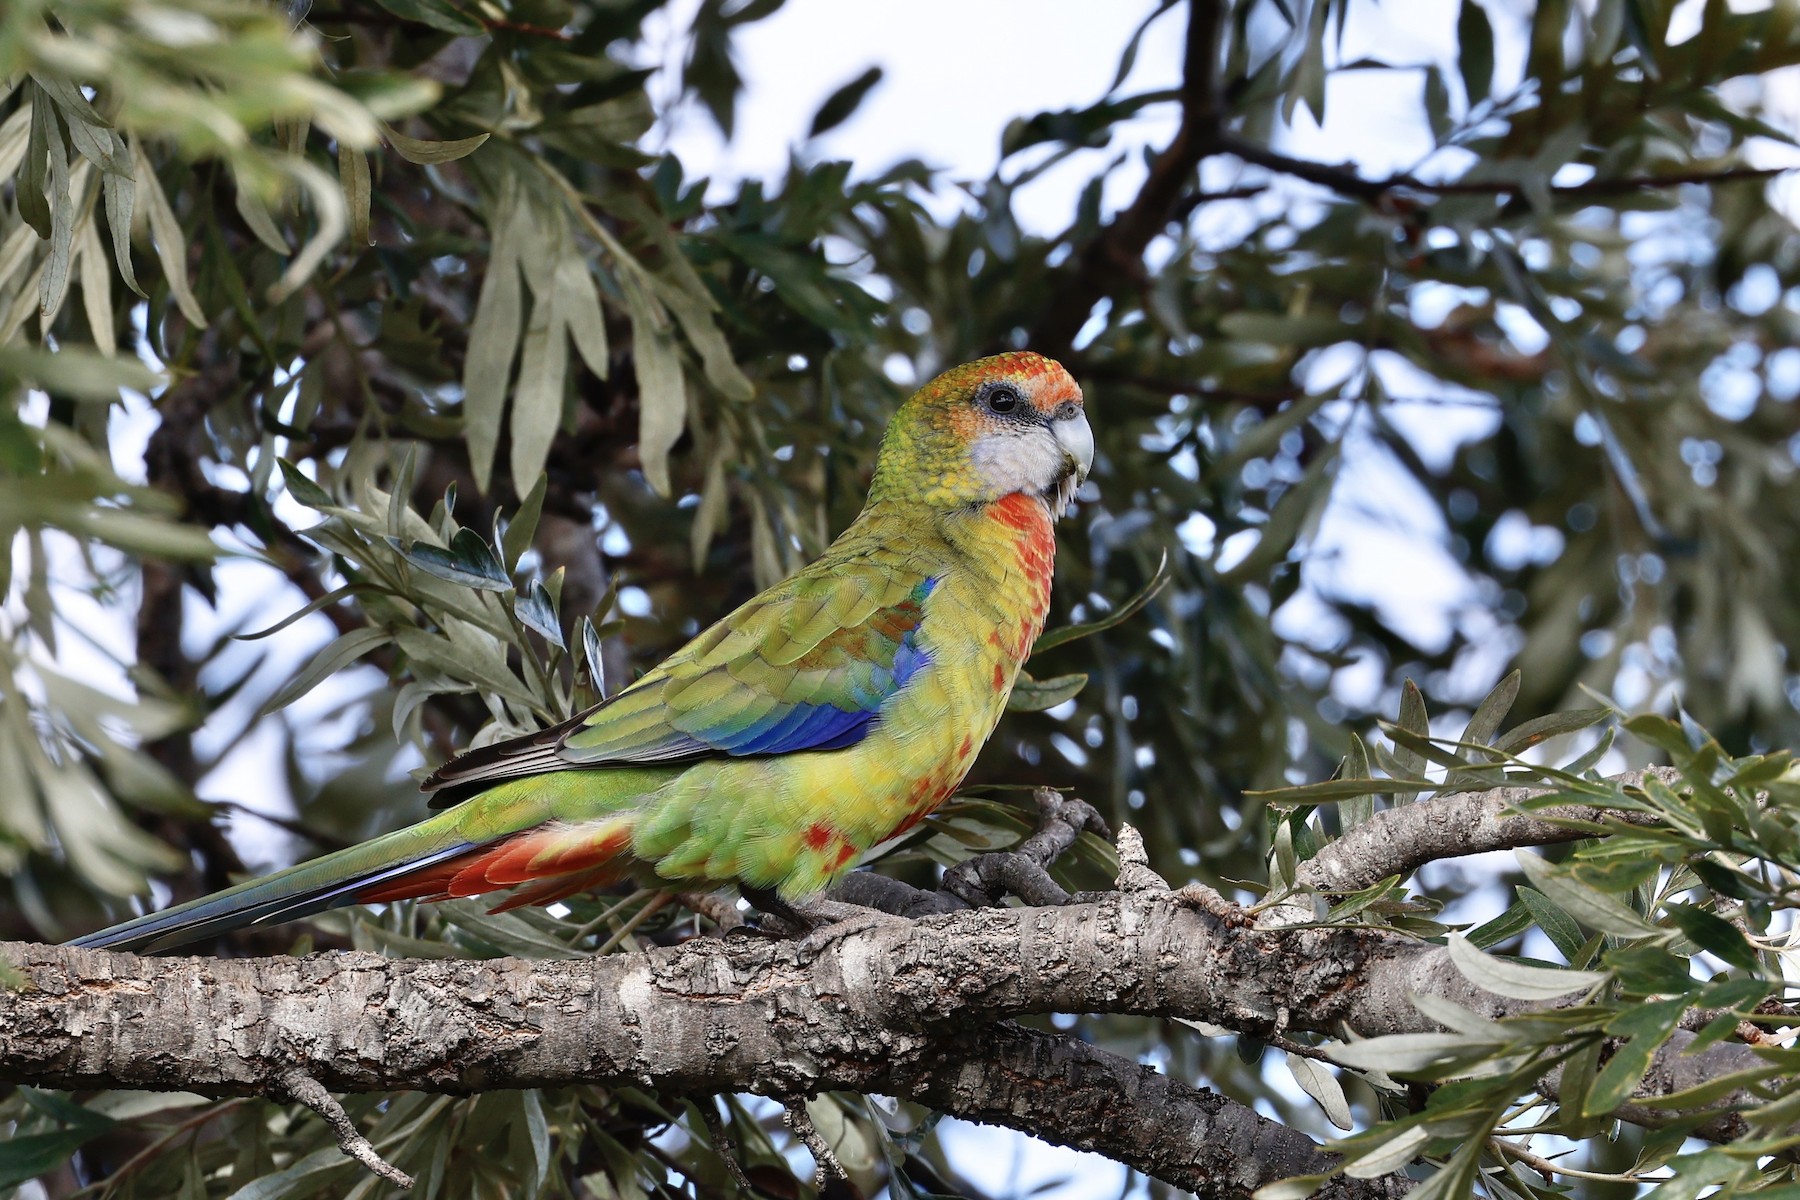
<box><xmin>69</xmin><ymin>774</ymin><xmax>644</xmax><ymax>953</ymax></box>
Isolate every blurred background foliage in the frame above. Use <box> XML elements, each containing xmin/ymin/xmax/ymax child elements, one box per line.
<box><xmin>6</xmin><ymin>0</ymin><xmax>1800</xmax><ymax>1194</ymax></box>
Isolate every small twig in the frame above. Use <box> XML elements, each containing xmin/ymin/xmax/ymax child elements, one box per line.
<box><xmin>1174</xmin><ymin>880</ymin><xmax>1251</xmax><ymax>927</ymax></box>
<box><xmin>781</xmin><ymin>1098</ymin><xmax>846</xmax><ymax>1188</ymax></box>
<box><xmin>66</xmin><ymin>1099</ymin><xmax>253</xmax><ymax>1198</ymax></box>
<box><xmin>1293</xmin><ymin>765</ymin><xmax>1684</xmax><ymax>897</ymax></box>
<box><xmin>676</xmin><ymin>891</ymin><xmax>746</xmax><ymax>933</ymax></box>
<box><xmin>698</xmin><ymin>1099</ymin><xmax>757</xmax><ymax>1193</ymax></box>
<box><xmin>1114</xmin><ymin>824</ymin><xmax>1169</xmax><ymax>894</ymax></box>
<box><xmin>593</xmin><ymin>891</ymin><xmax>672</xmax><ymax>956</ymax></box>
<box><xmin>1490</xmin><ymin>1136</ymin><xmax>1643</xmax><ymax>1184</ymax></box>
<box><xmin>275</xmin><ymin>1068</ymin><xmax>414</xmax><ymax>1189</ymax></box>
<box><xmin>570</xmin><ymin>888</ymin><xmax>654</xmax><ymax>942</ymax></box>
<box><xmin>208</xmin><ymin>798</ymin><xmax>353</xmax><ymax>852</ymax></box>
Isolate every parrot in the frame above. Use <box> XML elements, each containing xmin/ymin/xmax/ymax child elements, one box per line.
<box><xmin>72</xmin><ymin>350</ymin><xmax>1093</xmax><ymax>952</ymax></box>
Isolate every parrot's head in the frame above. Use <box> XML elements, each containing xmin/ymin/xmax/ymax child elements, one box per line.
<box><xmin>869</xmin><ymin>351</ymin><xmax>1092</xmax><ymax>515</ymax></box>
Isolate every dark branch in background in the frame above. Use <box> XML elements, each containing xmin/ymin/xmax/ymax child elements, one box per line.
<box><xmin>1209</xmin><ymin>137</ymin><xmax>1792</xmax><ymax>208</ymax></box>
<box><xmin>1032</xmin><ymin>0</ymin><xmax>1790</xmax><ymax>363</ymax></box>
<box><xmin>138</xmin><ymin>353</ymin><xmax>248</xmax><ymax>898</ymax></box>
<box><xmin>1031</xmin><ymin>0</ymin><xmax>1226</xmax><ymax>358</ymax></box>
<box><xmin>303</xmin><ymin>2</ymin><xmax>573</xmax><ymax>39</ymax></box>
<box><xmin>912</xmin><ymin>1026</ymin><xmax>1406</xmax><ymax>1200</ymax></box>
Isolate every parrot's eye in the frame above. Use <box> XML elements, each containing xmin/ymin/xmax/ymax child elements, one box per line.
<box><xmin>983</xmin><ymin>385</ymin><xmax>1023</xmax><ymax>415</ymax></box>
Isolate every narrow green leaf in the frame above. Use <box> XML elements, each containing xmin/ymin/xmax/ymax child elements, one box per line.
<box><xmin>510</xmin><ymin>262</ymin><xmax>569</xmax><ymax>491</ymax></box>
<box><xmin>1445</xmin><ymin>932</ymin><xmax>1607</xmax><ymax>1000</ymax></box>
<box><xmin>620</xmin><ymin>273</ymin><xmax>685</xmax><ymax>496</ymax></box>
<box><xmin>1514</xmin><ymin>851</ymin><xmax>1662</xmax><ymax>938</ymax></box>
<box><xmin>1584</xmin><ymin>1033</ymin><xmax>1661</xmax><ymax>1117</ymax></box>
<box><xmin>392</xmin><ymin>528</ymin><xmax>511</xmax><ymax>591</ymax></box>
<box><xmin>238</xmin><ymin>584</ymin><xmax>374</xmax><ymax>641</ymax></box>
<box><xmin>1032</xmin><ymin>549</ymin><xmax>1170</xmax><ymax>654</ymax></box>
<box><xmin>76</xmin><ymin>217</ymin><xmax>113</xmax><ymax>356</ymax></box>
<box><xmin>1006</xmin><ymin>670</ymin><xmax>1087</xmax><ymax>711</ymax></box>
<box><xmin>1327</xmin><ymin>1032</ymin><xmax>1490</xmax><ymax>1074</ymax></box>
<box><xmin>437</xmin><ymin>899</ymin><xmax>585</xmax><ymax>959</ymax></box>
<box><xmin>223</xmin><ymin>1146</ymin><xmax>351</xmax><ymax>1200</ymax></box>
<box><xmin>388</xmin><ymin>445</ymin><xmax>419</xmax><ymax>543</ymax></box>
<box><xmin>233</xmin><ymin>168</ymin><xmax>288</xmax><ymax>255</ymax></box>
<box><xmin>1515</xmin><ymin>887</ymin><xmax>1585</xmax><ymax>962</ymax></box>
<box><xmin>554</xmin><ymin>253</ymin><xmax>610</xmax><ymax>379</ymax></box>
<box><xmin>1494</xmin><ymin>708</ymin><xmax>1611</xmax><ymax>755</ymax></box>
<box><xmin>581</xmin><ymin>615</ymin><xmax>608</xmax><ymax>696</ymax></box>
<box><xmin>131</xmin><ymin>136</ymin><xmax>206</xmax><ymax>327</ymax></box>
<box><xmin>515</xmin><ymin>581</ymin><xmax>564</xmax><ymax>648</ymax></box>
<box><xmin>36</xmin><ymin>99</ymin><xmax>73</xmax><ymax>321</ymax></box>
<box><xmin>808</xmin><ymin>66</ymin><xmax>884</xmax><ymax>137</ymax></box>
<box><xmin>1458</xmin><ymin>0</ymin><xmax>1495</xmax><ymax>106</ymax></box>
<box><xmin>102</xmin><ymin>168</ymin><xmax>141</xmax><ymax>297</ymax></box>
<box><xmin>464</xmin><ymin>192</ymin><xmax>524</xmax><ymax>491</ymax></box>
<box><xmin>1665</xmin><ymin>904</ymin><xmax>1759</xmax><ymax>969</ymax></box>
<box><xmin>258</xmin><ymin>627</ymin><xmax>389</xmax><ymax>716</ymax></box>
<box><xmin>1341</xmin><ymin>732</ymin><xmax>1374</xmax><ymax>830</ymax></box>
<box><xmin>0</xmin><ymin>1129</ymin><xmax>112</xmax><ymax>1189</ymax></box>
<box><xmin>502</xmin><ymin>473</ymin><xmax>549</xmax><ymax>570</ymax></box>
<box><xmin>369</xmin><ymin>0</ymin><xmax>485</xmax><ymax>35</ymax></box>
<box><xmin>1389</xmin><ymin>679</ymin><xmax>1429</xmax><ymax>781</ymax></box>
<box><xmin>338</xmin><ymin>144</ymin><xmax>372</xmax><ymax>247</ymax></box>
<box><xmin>382</xmin><ymin>125</ymin><xmax>490</xmax><ymax>164</ymax></box>
<box><xmin>19</xmin><ymin>86</ymin><xmax>52</xmax><ymax>238</ymax></box>
<box><xmin>1460</xmin><ymin>670</ymin><xmax>1519</xmax><ymax>750</ymax></box>
<box><xmin>1253</xmin><ymin>1176</ymin><xmax>1336</xmax><ymax>1200</ymax></box>
<box><xmin>1466</xmin><ymin>899</ymin><xmax>1531</xmax><ymax>949</ymax></box>
<box><xmin>1340</xmin><ymin>1124</ymin><xmax>1431</xmax><ymax>1178</ymax></box>
<box><xmin>30</xmin><ymin>73</ymin><xmax>127</xmax><ymax>175</ymax></box>
<box><xmin>278</xmin><ymin>459</ymin><xmax>333</xmax><ymax>509</ymax></box>
<box><xmin>1286</xmin><ymin>1053</ymin><xmax>1352</xmax><ymax>1130</ymax></box>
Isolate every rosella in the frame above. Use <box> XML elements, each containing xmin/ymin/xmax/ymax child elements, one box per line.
<box><xmin>75</xmin><ymin>351</ymin><xmax>1092</xmax><ymax>951</ymax></box>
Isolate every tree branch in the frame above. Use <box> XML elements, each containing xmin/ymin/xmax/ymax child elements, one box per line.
<box><xmin>0</xmin><ymin>926</ymin><xmax>1410</xmax><ymax>1198</ymax></box>
<box><xmin>0</xmin><ymin>883</ymin><xmax>1763</xmax><ymax>1180</ymax></box>
<box><xmin>1210</xmin><ymin>136</ymin><xmax>1792</xmax><ymax>207</ymax></box>
<box><xmin>1288</xmin><ymin>766</ymin><xmax>1682</xmax><ymax>899</ymax></box>
<box><xmin>1031</xmin><ymin>0</ymin><xmax>1226</xmax><ymax>357</ymax></box>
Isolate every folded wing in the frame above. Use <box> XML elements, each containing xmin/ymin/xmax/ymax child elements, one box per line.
<box><xmin>423</xmin><ymin>555</ymin><xmax>936</xmax><ymax>805</ymax></box>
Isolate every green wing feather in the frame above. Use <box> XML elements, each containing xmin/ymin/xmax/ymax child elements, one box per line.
<box><xmin>423</xmin><ymin>542</ymin><xmax>937</xmax><ymax>803</ymax></box>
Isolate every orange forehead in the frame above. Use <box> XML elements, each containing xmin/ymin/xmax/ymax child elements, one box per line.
<box><xmin>914</xmin><ymin>351</ymin><xmax>1081</xmax><ymax>416</ymax></box>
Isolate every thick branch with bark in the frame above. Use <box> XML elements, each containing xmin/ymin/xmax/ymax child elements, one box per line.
<box><xmin>2</xmin><ymin>913</ymin><xmax>1414</xmax><ymax>1198</ymax></box>
<box><xmin>0</xmin><ymin>873</ymin><xmax>1762</xmax><ymax>1189</ymax></box>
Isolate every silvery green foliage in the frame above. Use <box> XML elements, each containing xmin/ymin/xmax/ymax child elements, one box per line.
<box><xmin>7</xmin><ymin>0</ymin><xmax>1800</xmax><ymax>1194</ymax></box>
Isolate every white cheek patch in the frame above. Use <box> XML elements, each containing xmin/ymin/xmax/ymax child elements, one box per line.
<box><xmin>971</xmin><ymin>428</ymin><xmax>1064</xmax><ymax>497</ymax></box>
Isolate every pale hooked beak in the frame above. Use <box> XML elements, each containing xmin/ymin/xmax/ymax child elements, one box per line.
<box><xmin>1053</xmin><ymin>408</ymin><xmax>1094</xmax><ymax>481</ymax></box>
<box><xmin>1048</xmin><ymin>408</ymin><xmax>1093</xmax><ymax>516</ymax></box>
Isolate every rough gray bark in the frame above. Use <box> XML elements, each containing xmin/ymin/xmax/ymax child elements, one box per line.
<box><xmin>1290</xmin><ymin>767</ymin><xmax>1681</xmax><ymax>898</ymax></box>
<box><xmin>0</xmin><ymin>883</ymin><xmax>1760</xmax><ymax>1191</ymax></box>
<box><xmin>1</xmin><ymin>918</ymin><xmax>1405</xmax><ymax>1199</ymax></box>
